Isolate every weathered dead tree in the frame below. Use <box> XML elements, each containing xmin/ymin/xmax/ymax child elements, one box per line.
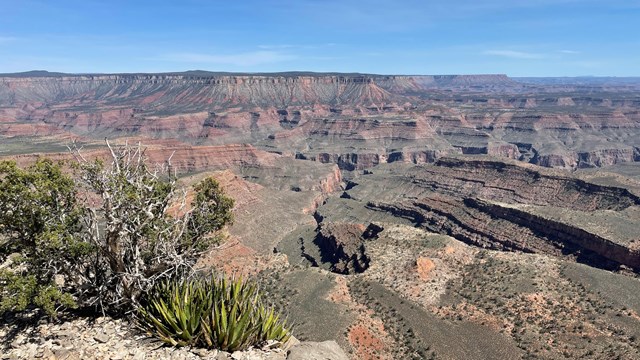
<box><xmin>69</xmin><ymin>140</ymin><xmax>234</xmax><ymax>312</ymax></box>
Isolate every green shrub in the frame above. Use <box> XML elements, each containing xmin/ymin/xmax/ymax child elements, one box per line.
<box><xmin>0</xmin><ymin>159</ymin><xmax>91</xmax><ymax>316</ymax></box>
<box><xmin>137</xmin><ymin>275</ymin><xmax>291</xmax><ymax>351</ymax></box>
<box><xmin>0</xmin><ymin>142</ymin><xmax>235</xmax><ymax>317</ymax></box>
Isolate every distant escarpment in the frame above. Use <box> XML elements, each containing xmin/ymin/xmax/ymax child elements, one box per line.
<box><xmin>1</xmin><ymin>71</ymin><xmax>639</xmax><ymax>170</ymax></box>
<box><xmin>0</xmin><ymin>72</ymin><xmax>524</xmax><ymax>111</ymax></box>
<box><xmin>0</xmin><ymin>74</ymin><xmax>399</xmax><ymax>110</ymax></box>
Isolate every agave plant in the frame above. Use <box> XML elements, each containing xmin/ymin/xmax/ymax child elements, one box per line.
<box><xmin>137</xmin><ymin>274</ymin><xmax>291</xmax><ymax>351</ymax></box>
<box><xmin>137</xmin><ymin>277</ymin><xmax>212</xmax><ymax>346</ymax></box>
<box><xmin>200</xmin><ymin>275</ymin><xmax>291</xmax><ymax>352</ymax></box>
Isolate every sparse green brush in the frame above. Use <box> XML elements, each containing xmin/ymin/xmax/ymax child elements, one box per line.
<box><xmin>137</xmin><ymin>275</ymin><xmax>291</xmax><ymax>352</ymax></box>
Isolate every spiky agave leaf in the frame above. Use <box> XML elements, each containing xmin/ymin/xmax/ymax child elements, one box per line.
<box><xmin>136</xmin><ymin>277</ymin><xmax>208</xmax><ymax>347</ymax></box>
<box><xmin>137</xmin><ymin>274</ymin><xmax>292</xmax><ymax>351</ymax></box>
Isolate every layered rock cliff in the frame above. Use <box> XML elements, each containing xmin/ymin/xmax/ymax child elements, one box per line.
<box><xmin>0</xmin><ymin>73</ymin><xmax>408</xmax><ymax>108</ymax></box>
<box><xmin>368</xmin><ymin>195</ymin><xmax>639</xmax><ymax>272</ymax></box>
<box><xmin>2</xmin><ymin>72</ymin><xmax>639</xmax><ymax>170</ymax></box>
<box><xmin>328</xmin><ymin>158</ymin><xmax>640</xmax><ymax>273</ymax></box>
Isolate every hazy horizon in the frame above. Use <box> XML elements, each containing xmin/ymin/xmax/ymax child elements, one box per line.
<box><xmin>3</xmin><ymin>69</ymin><xmax>640</xmax><ymax>79</ymax></box>
<box><xmin>1</xmin><ymin>0</ymin><xmax>639</xmax><ymax>76</ymax></box>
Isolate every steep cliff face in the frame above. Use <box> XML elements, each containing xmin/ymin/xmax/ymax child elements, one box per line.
<box><xmin>367</xmin><ymin>196</ymin><xmax>640</xmax><ymax>272</ymax></box>
<box><xmin>0</xmin><ymin>74</ymin><xmax>409</xmax><ymax>109</ymax></box>
<box><xmin>410</xmin><ymin>158</ymin><xmax>640</xmax><ymax>211</ymax></box>
<box><xmin>467</xmin><ymin>198</ymin><xmax>640</xmax><ymax>270</ymax></box>
<box><xmin>532</xmin><ymin>148</ymin><xmax>639</xmax><ymax>169</ymax></box>
<box><xmin>300</xmin><ymin>152</ymin><xmax>386</xmax><ymax>171</ymax></box>
<box><xmin>576</xmin><ymin>148</ymin><xmax>637</xmax><ymax>168</ymax></box>
<box><xmin>330</xmin><ymin>158</ymin><xmax>640</xmax><ymax>274</ymax></box>
<box><xmin>298</xmin><ymin>149</ymin><xmax>459</xmax><ymax>170</ymax></box>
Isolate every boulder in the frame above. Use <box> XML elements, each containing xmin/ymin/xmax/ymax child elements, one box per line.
<box><xmin>287</xmin><ymin>341</ymin><xmax>349</xmax><ymax>360</ymax></box>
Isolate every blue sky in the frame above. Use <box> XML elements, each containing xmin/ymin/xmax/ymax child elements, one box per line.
<box><xmin>1</xmin><ymin>0</ymin><xmax>639</xmax><ymax>76</ymax></box>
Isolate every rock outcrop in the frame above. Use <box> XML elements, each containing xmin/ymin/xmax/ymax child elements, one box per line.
<box><xmin>286</xmin><ymin>341</ymin><xmax>349</xmax><ymax>360</ymax></box>
<box><xmin>314</xmin><ymin>223</ymin><xmax>371</xmax><ymax>274</ymax></box>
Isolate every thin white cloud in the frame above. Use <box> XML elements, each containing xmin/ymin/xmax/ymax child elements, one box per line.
<box><xmin>0</xmin><ymin>36</ymin><xmax>18</xmax><ymax>44</ymax></box>
<box><xmin>559</xmin><ymin>50</ymin><xmax>580</xmax><ymax>54</ymax></box>
<box><xmin>160</xmin><ymin>51</ymin><xmax>296</xmax><ymax>66</ymax></box>
<box><xmin>569</xmin><ymin>60</ymin><xmax>602</xmax><ymax>69</ymax></box>
<box><xmin>258</xmin><ymin>44</ymin><xmax>295</xmax><ymax>50</ymax></box>
<box><xmin>483</xmin><ymin>50</ymin><xmax>545</xmax><ymax>59</ymax></box>
<box><xmin>259</xmin><ymin>43</ymin><xmax>338</xmax><ymax>50</ymax></box>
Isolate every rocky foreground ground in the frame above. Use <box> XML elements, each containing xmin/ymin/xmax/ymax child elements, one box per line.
<box><xmin>0</xmin><ymin>315</ymin><xmax>348</xmax><ymax>360</ymax></box>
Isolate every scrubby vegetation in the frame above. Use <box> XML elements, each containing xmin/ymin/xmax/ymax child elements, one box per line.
<box><xmin>0</xmin><ymin>158</ymin><xmax>92</xmax><ymax>315</ymax></box>
<box><xmin>1</xmin><ymin>142</ymin><xmax>290</xmax><ymax>351</ymax></box>
<box><xmin>441</xmin><ymin>252</ymin><xmax>640</xmax><ymax>359</ymax></box>
<box><xmin>0</xmin><ymin>142</ymin><xmax>234</xmax><ymax>315</ymax></box>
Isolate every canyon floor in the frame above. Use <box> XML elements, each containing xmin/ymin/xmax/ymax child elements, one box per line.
<box><xmin>1</xmin><ymin>72</ymin><xmax>639</xmax><ymax>359</ymax></box>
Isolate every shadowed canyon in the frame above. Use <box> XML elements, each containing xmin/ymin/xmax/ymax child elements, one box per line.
<box><xmin>2</xmin><ymin>71</ymin><xmax>640</xmax><ymax>359</ymax></box>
